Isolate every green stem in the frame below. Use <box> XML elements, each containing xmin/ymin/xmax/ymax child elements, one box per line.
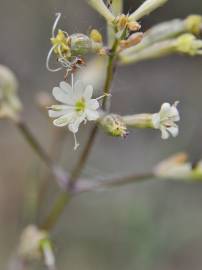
<box><xmin>15</xmin><ymin>118</ymin><xmax>68</xmax><ymax>188</ymax></box>
<box><xmin>40</xmin><ymin>193</ymin><xmax>71</xmax><ymax>230</ymax></box>
<box><xmin>40</xmin><ymin>38</ymin><xmax>120</xmax><ymax>231</ymax></box>
<box><xmin>102</xmin><ymin>39</ymin><xmax>119</xmax><ymax>110</ymax></box>
<box><xmin>16</xmin><ymin>119</ymin><xmax>53</xmax><ymax>168</ymax></box>
<box><xmin>75</xmin><ymin>173</ymin><xmax>154</xmax><ymax>193</ymax></box>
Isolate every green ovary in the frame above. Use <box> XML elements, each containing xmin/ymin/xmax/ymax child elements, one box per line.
<box><xmin>75</xmin><ymin>98</ymin><xmax>86</xmax><ymax>112</ymax></box>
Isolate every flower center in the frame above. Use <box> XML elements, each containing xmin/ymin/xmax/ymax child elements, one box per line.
<box><xmin>75</xmin><ymin>98</ymin><xmax>86</xmax><ymax>113</ymax></box>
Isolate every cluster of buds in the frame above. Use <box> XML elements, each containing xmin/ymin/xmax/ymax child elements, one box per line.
<box><xmin>154</xmin><ymin>153</ymin><xmax>202</xmax><ymax>181</ymax></box>
<box><xmin>89</xmin><ymin>0</ymin><xmax>168</xmax><ymax>50</ymax></box>
<box><xmin>176</xmin><ymin>34</ymin><xmax>202</xmax><ymax>55</ymax></box>
<box><xmin>18</xmin><ymin>225</ymin><xmax>55</xmax><ymax>269</ymax></box>
<box><xmin>120</xmin><ymin>33</ymin><xmax>202</xmax><ymax>64</ymax></box>
<box><xmin>114</xmin><ymin>14</ymin><xmax>141</xmax><ymax>32</ymax></box>
<box><xmin>0</xmin><ymin>65</ymin><xmax>22</xmax><ymax>120</ymax></box>
<box><xmin>119</xmin><ymin>13</ymin><xmax>202</xmax><ymax>64</ymax></box>
<box><xmin>88</xmin><ymin>0</ymin><xmax>168</xmax><ymax>26</ymax></box>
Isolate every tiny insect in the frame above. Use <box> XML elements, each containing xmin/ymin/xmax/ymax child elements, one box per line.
<box><xmin>58</xmin><ymin>56</ymin><xmax>85</xmax><ymax>80</ymax></box>
<box><xmin>107</xmin><ymin>0</ymin><xmax>113</xmax><ymax>9</ymax></box>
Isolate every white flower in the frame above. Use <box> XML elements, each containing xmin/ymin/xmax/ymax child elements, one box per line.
<box><xmin>48</xmin><ymin>79</ymin><xmax>100</xmax><ymax>149</ymax></box>
<box><xmin>152</xmin><ymin>101</ymin><xmax>180</xmax><ymax>139</ymax></box>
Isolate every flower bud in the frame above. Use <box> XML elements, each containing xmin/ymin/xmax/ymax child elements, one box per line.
<box><xmin>0</xmin><ymin>65</ymin><xmax>22</xmax><ymax>119</ymax></box>
<box><xmin>127</xmin><ymin>21</ymin><xmax>141</xmax><ymax>32</ymax></box>
<box><xmin>185</xmin><ymin>15</ymin><xmax>202</xmax><ymax>36</ymax></box>
<box><xmin>120</xmin><ymin>32</ymin><xmax>143</xmax><ymax>49</ymax></box>
<box><xmin>70</xmin><ymin>33</ymin><xmax>92</xmax><ymax>55</ymax></box>
<box><xmin>100</xmin><ymin>114</ymin><xmax>128</xmax><ymax>137</ymax></box>
<box><xmin>176</xmin><ymin>34</ymin><xmax>202</xmax><ymax>55</ymax></box>
<box><xmin>90</xmin><ymin>29</ymin><xmax>103</xmax><ymax>43</ymax></box>
<box><xmin>154</xmin><ymin>153</ymin><xmax>192</xmax><ymax>180</ymax></box>
<box><xmin>191</xmin><ymin>161</ymin><xmax>202</xmax><ymax>180</ymax></box>
<box><xmin>116</xmin><ymin>14</ymin><xmax>128</xmax><ymax>30</ymax></box>
<box><xmin>18</xmin><ymin>225</ymin><xmax>47</xmax><ymax>261</ymax></box>
<box><xmin>18</xmin><ymin>225</ymin><xmax>56</xmax><ymax>269</ymax></box>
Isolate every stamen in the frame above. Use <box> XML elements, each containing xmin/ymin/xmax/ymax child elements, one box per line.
<box><xmin>58</xmin><ymin>44</ymin><xmax>63</xmax><ymax>58</ymax></box>
<box><xmin>52</xmin><ymin>12</ymin><xmax>61</xmax><ymax>37</ymax></box>
<box><xmin>96</xmin><ymin>93</ymin><xmax>112</xmax><ymax>100</ymax></box>
<box><xmin>46</xmin><ymin>46</ymin><xmax>63</xmax><ymax>72</ymax></box>
<box><xmin>73</xmin><ymin>133</ymin><xmax>80</xmax><ymax>150</ymax></box>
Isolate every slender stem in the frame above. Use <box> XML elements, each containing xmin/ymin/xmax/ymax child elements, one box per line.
<box><xmin>75</xmin><ymin>173</ymin><xmax>154</xmax><ymax>193</ymax></box>
<box><xmin>40</xmin><ymin>193</ymin><xmax>71</xmax><ymax>230</ymax></box>
<box><xmin>102</xmin><ymin>39</ymin><xmax>119</xmax><ymax>110</ymax></box>
<box><xmin>36</xmin><ymin>129</ymin><xmax>67</xmax><ymax>222</ymax></box>
<box><xmin>40</xmin><ymin>172</ymin><xmax>153</xmax><ymax>231</ymax></box>
<box><xmin>40</xmin><ymin>38</ymin><xmax>120</xmax><ymax>231</ymax></box>
<box><xmin>15</xmin><ymin>117</ymin><xmax>68</xmax><ymax>189</ymax></box>
<box><xmin>16</xmin><ymin>118</ymin><xmax>53</xmax><ymax>168</ymax></box>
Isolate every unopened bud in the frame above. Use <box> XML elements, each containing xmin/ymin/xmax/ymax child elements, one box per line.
<box><xmin>90</xmin><ymin>29</ymin><xmax>103</xmax><ymax>43</ymax></box>
<box><xmin>127</xmin><ymin>21</ymin><xmax>141</xmax><ymax>32</ymax></box>
<box><xmin>0</xmin><ymin>65</ymin><xmax>22</xmax><ymax>119</ymax></box>
<box><xmin>120</xmin><ymin>32</ymin><xmax>143</xmax><ymax>49</ymax></box>
<box><xmin>176</xmin><ymin>34</ymin><xmax>202</xmax><ymax>55</ymax></box>
<box><xmin>18</xmin><ymin>225</ymin><xmax>47</xmax><ymax>261</ymax></box>
<box><xmin>116</xmin><ymin>14</ymin><xmax>128</xmax><ymax>30</ymax></box>
<box><xmin>185</xmin><ymin>15</ymin><xmax>202</xmax><ymax>36</ymax></box>
<box><xmin>154</xmin><ymin>153</ymin><xmax>192</xmax><ymax>180</ymax></box>
<box><xmin>191</xmin><ymin>160</ymin><xmax>202</xmax><ymax>180</ymax></box>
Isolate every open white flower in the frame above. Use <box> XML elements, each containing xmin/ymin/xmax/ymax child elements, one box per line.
<box><xmin>48</xmin><ymin>78</ymin><xmax>100</xmax><ymax>149</ymax></box>
<box><xmin>152</xmin><ymin>101</ymin><xmax>180</xmax><ymax>139</ymax></box>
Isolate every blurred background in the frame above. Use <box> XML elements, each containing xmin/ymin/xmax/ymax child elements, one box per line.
<box><xmin>1</xmin><ymin>0</ymin><xmax>202</xmax><ymax>269</ymax></box>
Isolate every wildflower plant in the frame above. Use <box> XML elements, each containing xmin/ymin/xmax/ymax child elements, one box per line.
<box><xmin>3</xmin><ymin>0</ymin><xmax>202</xmax><ymax>268</ymax></box>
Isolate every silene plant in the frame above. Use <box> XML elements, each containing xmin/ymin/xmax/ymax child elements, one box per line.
<box><xmin>2</xmin><ymin>0</ymin><xmax>202</xmax><ymax>269</ymax></box>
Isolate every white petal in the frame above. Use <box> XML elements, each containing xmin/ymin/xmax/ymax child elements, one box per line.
<box><xmin>53</xmin><ymin>87</ymin><xmax>73</xmax><ymax>105</ymax></box>
<box><xmin>159</xmin><ymin>103</ymin><xmax>172</xmax><ymax>119</ymax></box>
<box><xmin>161</xmin><ymin>127</ymin><xmax>170</xmax><ymax>139</ymax></box>
<box><xmin>74</xmin><ymin>80</ymin><xmax>85</xmax><ymax>97</ymax></box>
<box><xmin>84</xmin><ymin>85</ymin><xmax>93</xmax><ymax>100</ymax></box>
<box><xmin>169</xmin><ymin>105</ymin><xmax>180</xmax><ymax>121</ymax></box>
<box><xmin>60</xmin><ymin>81</ymin><xmax>73</xmax><ymax>94</ymax></box>
<box><xmin>152</xmin><ymin>113</ymin><xmax>160</xmax><ymax>128</ymax></box>
<box><xmin>48</xmin><ymin>107</ymin><xmax>74</xmax><ymax>118</ymax></box>
<box><xmin>53</xmin><ymin>113</ymin><xmax>74</xmax><ymax>127</ymax></box>
<box><xmin>167</xmin><ymin>126</ymin><xmax>179</xmax><ymax>137</ymax></box>
<box><xmin>86</xmin><ymin>109</ymin><xmax>99</xmax><ymax>121</ymax></box>
<box><xmin>87</xmin><ymin>99</ymin><xmax>99</xmax><ymax>110</ymax></box>
<box><xmin>68</xmin><ymin>115</ymin><xmax>85</xmax><ymax>133</ymax></box>
<box><xmin>48</xmin><ymin>110</ymin><xmax>65</xmax><ymax>118</ymax></box>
